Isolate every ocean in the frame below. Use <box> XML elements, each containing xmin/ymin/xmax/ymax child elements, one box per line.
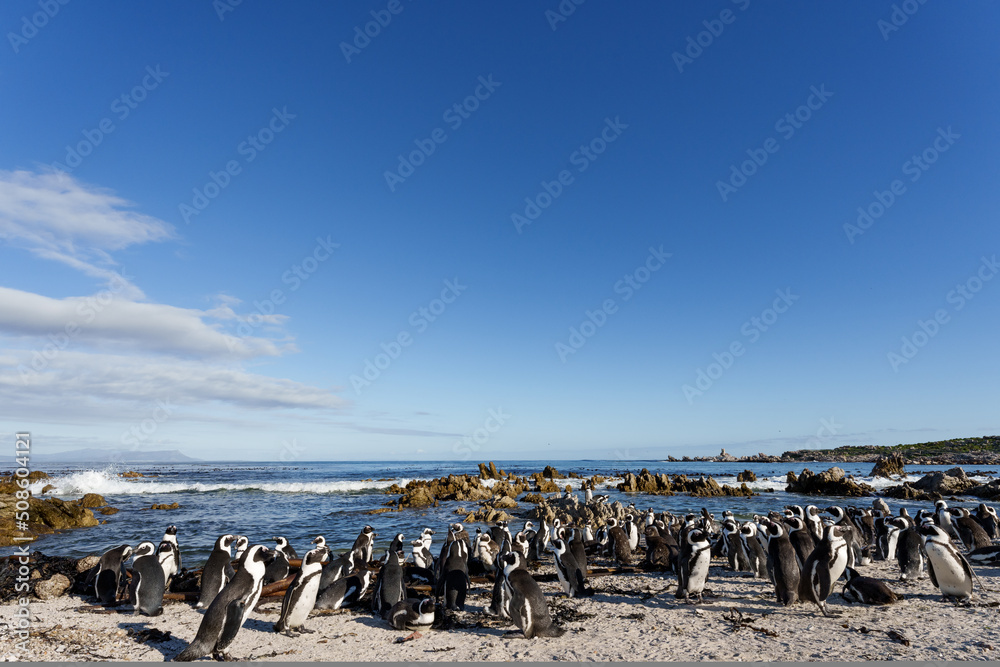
<box><xmin>10</xmin><ymin>460</ymin><xmax>997</xmax><ymax>565</ymax></box>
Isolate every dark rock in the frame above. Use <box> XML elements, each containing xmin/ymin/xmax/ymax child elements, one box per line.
<box><xmin>542</xmin><ymin>465</ymin><xmax>562</xmax><ymax>479</ymax></box>
<box><xmin>736</xmin><ymin>470</ymin><xmax>757</xmax><ymax>483</ymax></box>
<box><xmin>77</xmin><ymin>493</ymin><xmax>108</xmax><ymax>508</ymax></box>
<box><xmin>785</xmin><ymin>467</ymin><xmax>875</xmax><ymax>496</ymax></box>
<box><xmin>911</xmin><ymin>467</ymin><xmax>974</xmax><ymax>495</ymax></box>
<box><xmin>870</xmin><ymin>453</ymin><xmax>905</xmax><ymax>478</ymax></box>
<box><xmin>148</xmin><ymin>502</ymin><xmax>181</xmax><ymax>510</ymax></box>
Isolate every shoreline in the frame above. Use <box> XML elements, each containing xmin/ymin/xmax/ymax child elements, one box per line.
<box><xmin>3</xmin><ymin>556</ymin><xmax>999</xmax><ymax>661</ymax></box>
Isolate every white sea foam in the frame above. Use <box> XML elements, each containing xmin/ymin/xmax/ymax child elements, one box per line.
<box><xmin>29</xmin><ymin>468</ymin><xmax>414</xmax><ymax>496</ymax></box>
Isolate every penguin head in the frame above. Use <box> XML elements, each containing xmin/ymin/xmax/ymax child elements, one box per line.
<box><xmin>133</xmin><ymin>541</ymin><xmax>156</xmax><ymax>559</ymax></box>
<box><xmin>219</xmin><ymin>534</ymin><xmax>236</xmax><ymax>550</ymax></box>
<box><xmin>305</xmin><ymin>546</ymin><xmax>329</xmax><ymax>566</ymax></box>
<box><xmin>164</xmin><ymin>525</ymin><xmax>177</xmax><ymax>536</ymax></box>
<box><xmin>273</xmin><ymin>536</ymin><xmax>287</xmax><ymax>548</ymax></box>
<box><xmin>244</xmin><ymin>545</ymin><xmax>273</xmax><ymax>569</ymax></box>
<box><xmin>546</xmin><ymin>538</ymin><xmax>565</xmax><ymax>554</ymax></box>
<box><xmin>935</xmin><ymin>500</ymin><xmax>948</xmax><ymax>511</ymax></box>
<box><xmin>843</xmin><ymin>566</ymin><xmax>860</xmax><ymax>582</ymax></box>
<box><xmin>418</xmin><ymin>598</ymin><xmax>435</xmax><ymax>614</ymax></box>
<box><xmin>120</xmin><ymin>545</ymin><xmax>133</xmax><ymax>561</ymax></box>
<box><xmin>312</xmin><ymin>535</ymin><xmax>326</xmax><ymax>547</ymax></box>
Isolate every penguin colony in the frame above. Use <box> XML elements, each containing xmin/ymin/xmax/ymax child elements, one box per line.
<box><xmin>89</xmin><ymin>498</ymin><xmax>999</xmax><ymax>661</ymax></box>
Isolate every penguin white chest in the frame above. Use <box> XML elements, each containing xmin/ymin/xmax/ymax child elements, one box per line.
<box><xmin>926</xmin><ymin>543</ymin><xmax>970</xmax><ymax>596</ymax></box>
<box><xmin>288</xmin><ymin>575</ymin><xmax>321</xmax><ymax>626</ymax></box>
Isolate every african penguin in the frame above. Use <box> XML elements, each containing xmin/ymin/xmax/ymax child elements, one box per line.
<box><xmin>800</xmin><ymin>525</ymin><xmax>848</xmax><ymax>617</ymax></box>
<box><xmin>352</xmin><ymin>525</ymin><xmax>377</xmax><ymax>565</ymax></box>
<box><xmin>440</xmin><ymin>539</ymin><xmax>470</xmax><ymax>611</ymax></box>
<box><xmin>272</xmin><ymin>536</ymin><xmax>298</xmax><ymax>560</ymax></box>
<box><xmin>128</xmin><ymin>541</ymin><xmax>165</xmax><ymax>616</ymax></box>
<box><xmin>675</xmin><ymin>528</ymin><xmax>711</xmax><ymax>603</ymax></box>
<box><xmin>275</xmin><ymin>546</ymin><xmax>329</xmax><ymax>636</ymax></box>
<box><xmin>547</xmin><ymin>538</ymin><xmax>591</xmax><ymax>598</ymax></box>
<box><xmin>372</xmin><ymin>549</ymin><xmax>407</xmax><ymax>617</ymax></box>
<box><xmin>156</xmin><ymin>525</ymin><xmax>180</xmax><ymax>586</ymax></box>
<box><xmin>387</xmin><ymin>598</ymin><xmax>435</xmax><ymax>631</ymax></box>
<box><xmin>975</xmin><ymin>503</ymin><xmax>1000</xmax><ymax>539</ymax></box>
<box><xmin>842</xmin><ymin>566</ymin><xmax>899</xmax><ymax>605</ymax></box>
<box><xmin>897</xmin><ymin>526</ymin><xmax>925</xmax><ymax>580</ymax></box>
<box><xmin>953</xmin><ymin>508</ymin><xmax>992</xmax><ymax>551</ymax></box>
<box><xmin>764</xmin><ymin>520</ymin><xmax>800</xmax><ymax>606</ymax></box>
<box><xmin>197</xmin><ymin>534</ymin><xmax>236</xmax><ymax>609</ymax></box>
<box><xmin>174</xmin><ymin>545</ymin><xmax>272</xmax><ymax>662</ymax></box>
<box><xmin>607</xmin><ymin>518</ymin><xmax>633</xmax><ymax>566</ymax></box>
<box><xmin>233</xmin><ymin>535</ymin><xmax>249</xmax><ymax>561</ymax></box>
<box><xmin>500</xmin><ymin>553</ymin><xmax>565</xmax><ymax>638</ymax></box>
<box><xmin>314</xmin><ymin>567</ymin><xmax>371</xmax><ymax>610</ymax></box>
<box><xmin>739</xmin><ymin>522</ymin><xmax>768</xmax><ymax>578</ymax></box>
<box><xmin>919</xmin><ymin>523</ymin><xmax>975</xmax><ymax>602</ymax></box>
<box><xmin>95</xmin><ymin>544</ymin><xmax>132</xmax><ymax>605</ymax></box>
<box><xmin>968</xmin><ymin>545</ymin><xmax>1000</xmax><ymax>565</ymax></box>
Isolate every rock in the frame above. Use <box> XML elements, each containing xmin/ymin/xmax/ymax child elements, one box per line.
<box><xmin>736</xmin><ymin>470</ymin><xmax>757</xmax><ymax>482</ymax></box>
<box><xmin>34</xmin><ymin>574</ymin><xmax>71</xmax><ymax>600</ymax></box>
<box><xmin>531</xmin><ymin>473</ymin><xmax>559</xmax><ymax>493</ymax></box>
<box><xmin>880</xmin><ymin>483</ymin><xmax>938</xmax><ymax>501</ymax></box>
<box><xmin>77</xmin><ymin>493</ymin><xmax>108</xmax><ymax>508</ymax></box>
<box><xmin>97</xmin><ymin>507</ymin><xmax>120</xmax><ymax>515</ymax></box>
<box><xmin>365</xmin><ymin>507</ymin><xmax>398</xmax><ymax>515</ymax></box>
<box><xmin>522</xmin><ymin>493</ymin><xmax>545</xmax><ymax>504</ymax></box>
<box><xmin>590</xmin><ymin>475</ymin><xmax>605</xmax><ymax>486</ymax></box>
<box><xmin>542</xmin><ymin>465</ymin><xmax>562</xmax><ymax>479</ymax></box>
<box><xmin>39</xmin><ymin>484</ymin><xmax>55</xmax><ymax>494</ymax></box>
<box><xmin>870</xmin><ymin>453</ymin><xmax>905</xmax><ymax>478</ymax></box>
<box><xmin>716</xmin><ymin>448</ymin><xmax>737</xmax><ymax>462</ymax></box>
<box><xmin>487</xmin><ymin>496</ymin><xmax>517</xmax><ymax>509</ymax></box>
<box><xmin>119</xmin><ymin>470</ymin><xmax>144</xmax><ymax>478</ymax></box>
<box><xmin>148</xmin><ymin>502</ymin><xmax>180</xmax><ymax>510</ymax></box>
<box><xmin>785</xmin><ymin>467</ymin><xmax>875</xmax><ymax>496</ymax></box>
<box><xmin>910</xmin><ymin>467</ymin><xmax>974</xmax><ymax>495</ymax></box>
<box><xmin>76</xmin><ymin>555</ymin><xmax>101</xmax><ymax>573</ymax></box>
<box><xmin>398</xmin><ymin>486</ymin><xmax>436</xmax><ymax>508</ymax></box>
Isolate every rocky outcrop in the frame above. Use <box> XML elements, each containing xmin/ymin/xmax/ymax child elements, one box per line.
<box><xmin>477</xmin><ymin>462</ymin><xmax>501</xmax><ymax>480</ymax></box>
<box><xmin>387</xmin><ymin>473</ymin><xmax>530</xmax><ymax>509</ymax></box>
<box><xmin>911</xmin><ymin>467</ymin><xmax>975</xmax><ymax>495</ymax></box>
<box><xmin>785</xmin><ymin>467</ymin><xmax>875</xmax><ymax>497</ymax></box>
<box><xmin>528</xmin><ymin>495</ymin><xmax>627</xmax><ymax>528</ymax></box>
<box><xmin>716</xmin><ymin>449</ymin><xmax>737</xmax><ymax>462</ymax></box>
<box><xmin>616</xmin><ymin>469</ymin><xmax>755</xmax><ymax>497</ymax></box>
<box><xmin>0</xmin><ymin>553</ymin><xmax>93</xmax><ymax>602</ymax></box>
<box><xmin>542</xmin><ymin>465</ymin><xmax>562</xmax><ymax>479</ymax></box>
<box><xmin>531</xmin><ymin>473</ymin><xmax>559</xmax><ymax>494</ymax></box>
<box><xmin>119</xmin><ymin>470</ymin><xmax>144</xmax><ymax>478</ymax></box>
<box><xmin>870</xmin><ymin>453</ymin><xmax>905</xmax><ymax>478</ymax></box>
<box><xmin>77</xmin><ymin>493</ymin><xmax>108</xmax><ymax>508</ymax></box>
<box><xmin>147</xmin><ymin>502</ymin><xmax>181</xmax><ymax>510</ymax></box>
<box><xmin>736</xmin><ymin>470</ymin><xmax>757</xmax><ymax>482</ymax></box>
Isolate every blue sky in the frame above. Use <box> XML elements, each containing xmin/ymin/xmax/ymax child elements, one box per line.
<box><xmin>1</xmin><ymin>1</ymin><xmax>997</xmax><ymax>462</ymax></box>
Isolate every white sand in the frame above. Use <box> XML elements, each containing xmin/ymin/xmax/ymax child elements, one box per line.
<box><xmin>3</xmin><ymin>557</ymin><xmax>1000</xmax><ymax>662</ymax></box>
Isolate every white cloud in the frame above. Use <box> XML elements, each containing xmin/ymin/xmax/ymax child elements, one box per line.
<box><xmin>0</xmin><ymin>169</ymin><xmax>175</xmax><ymax>297</ymax></box>
<box><xmin>1</xmin><ymin>350</ymin><xmax>346</xmax><ymax>414</ymax></box>
<box><xmin>0</xmin><ymin>286</ymin><xmax>289</xmax><ymax>359</ymax></box>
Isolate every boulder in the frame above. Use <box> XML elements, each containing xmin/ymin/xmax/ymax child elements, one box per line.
<box><xmin>911</xmin><ymin>467</ymin><xmax>974</xmax><ymax>495</ymax></box>
<box><xmin>736</xmin><ymin>470</ymin><xmax>757</xmax><ymax>483</ymax></box>
<box><xmin>870</xmin><ymin>453</ymin><xmax>905</xmax><ymax>478</ymax></box>
<box><xmin>77</xmin><ymin>493</ymin><xmax>108</xmax><ymax>508</ymax></box>
<box><xmin>542</xmin><ymin>465</ymin><xmax>562</xmax><ymax>479</ymax></box>
<box><xmin>785</xmin><ymin>467</ymin><xmax>875</xmax><ymax>496</ymax></box>
<box><xmin>119</xmin><ymin>470</ymin><xmax>144</xmax><ymax>478</ymax></box>
<box><xmin>76</xmin><ymin>555</ymin><xmax>101</xmax><ymax>573</ymax></box>
<box><xmin>716</xmin><ymin>448</ymin><xmax>737</xmax><ymax>462</ymax></box>
<box><xmin>148</xmin><ymin>502</ymin><xmax>180</xmax><ymax>510</ymax></box>
<box><xmin>34</xmin><ymin>574</ymin><xmax>71</xmax><ymax>600</ymax></box>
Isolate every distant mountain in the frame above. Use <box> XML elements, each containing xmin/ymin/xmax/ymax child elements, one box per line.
<box><xmin>0</xmin><ymin>448</ymin><xmax>200</xmax><ymax>464</ymax></box>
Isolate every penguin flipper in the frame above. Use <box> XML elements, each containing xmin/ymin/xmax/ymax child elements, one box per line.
<box><xmin>927</xmin><ymin>559</ymin><xmax>938</xmax><ymax>588</ymax></box>
<box><xmin>216</xmin><ymin>599</ymin><xmax>246</xmax><ymax>652</ymax></box>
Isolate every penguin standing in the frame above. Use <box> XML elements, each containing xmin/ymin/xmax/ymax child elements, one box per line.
<box><xmin>897</xmin><ymin>525</ymin><xmax>925</xmax><ymax>580</ymax></box>
<box><xmin>547</xmin><ymin>538</ymin><xmax>591</xmax><ymax>598</ymax></box>
<box><xmin>642</xmin><ymin>526</ymin><xmax>674</xmax><ymax>571</ymax></box>
<box><xmin>233</xmin><ymin>535</ymin><xmax>249</xmax><ymax>561</ymax></box>
<box><xmin>953</xmin><ymin>508</ymin><xmax>991</xmax><ymax>551</ymax></box>
<box><xmin>675</xmin><ymin>528</ymin><xmax>711</xmax><ymax>603</ymax></box>
<box><xmin>764</xmin><ymin>521</ymin><xmax>800</xmax><ymax>606</ymax></box>
<box><xmin>842</xmin><ymin>567</ymin><xmax>899</xmax><ymax>605</ymax></box>
<box><xmin>919</xmin><ymin>523</ymin><xmax>975</xmax><ymax>602</ymax></box>
<box><xmin>439</xmin><ymin>539</ymin><xmax>470</xmax><ymax>611</ymax></box>
<box><xmin>722</xmin><ymin>519</ymin><xmax>751</xmax><ymax>572</ymax></box>
<box><xmin>500</xmin><ymin>553</ymin><xmax>565</xmax><ymax>638</ymax></box>
<box><xmin>174</xmin><ymin>545</ymin><xmax>272</xmax><ymax>662</ymax></box>
<box><xmin>800</xmin><ymin>525</ymin><xmax>848</xmax><ymax>616</ymax></box>
<box><xmin>412</xmin><ymin>528</ymin><xmax>434</xmax><ymax>569</ymax></box>
<box><xmin>975</xmin><ymin>503</ymin><xmax>1000</xmax><ymax>539</ymax></box>
<box><xmin>156</xmin><ymin>525</ymin><xmax>180</xmax><ymax>587</ymax></box>
<box><xmin>473</xmin><ymin>531</ymin><xmax>499</xmax><ymax>571</ymax></box>
<box><xmin>786</xmin><ymin>517</ymin><xmax>816</xmax><ymax>568</ymax></box>
<box><xmin>95</xmin><ymin>544</ymin><xmax>132</xmax><ymax>605</ymax></box>
<box><xmin>352</xmin><ymin>526</ymin><xmax>376</xmax><ymax>565</ymax></box>
<box><xmin>275</xmin><ymin>546</ymin><xmax>329</xmax><ymax>636</ymax></box>
<box><xmin>529</xmin><ymin>519</ymin><xmax>550</xmax><ymax>562</ymax></box>
<box><xmin>197</xmin><ymin>534</ymin><xmax>236</xmax><ymax>609</ymax></box>
<box><xmin>273</xmin><ymin>536</ymin><xmax>298</xmax><ymax>560</ymax></box>
<box><xmin>738</xmin><ymin>523</ymin><xmax>768</xmax><ymax>578</ymax></box>
<box><xmin>607</xmin><ymin>518</ymin><xmax>633</xmax><ymax>566</ymax></box>
<box><xmin>129</xmin><ymin>541</ymin><xmax>165</xmax><ymax>617</ymax></box>
<box><xmin>372</xmin><ymin>550</ymin><xmax>407</xmax><ymax>617</ymax></box>
<box><xmin>387</xmin><ymin>598</ymin><xmax>435</xmax><ymax>631</ymax></box>
<box><xmin>264</xmin><ymin>549</ymin><xmax>291</xmax><ymax>585</ymax></box>
<box><xmin>320</xmin><ymin>548</ymin><xmax>359</xmax><ymax>589</ymax></box>
<box><xmin>388</xmin><ymin>533</ymin><xmax>406</xmax><ymax>554</ymax></box>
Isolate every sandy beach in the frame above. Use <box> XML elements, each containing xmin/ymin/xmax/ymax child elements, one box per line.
<box><xmin>3</xmin><ymin>555</ymin><xmax>999</xmax><ymax>662</ymax></box>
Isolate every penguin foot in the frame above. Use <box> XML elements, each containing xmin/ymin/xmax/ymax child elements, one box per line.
<box><xmin>299</xmin><ymin>627</ymin><xmax>316</xmax><ymax>634</ymax></box>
